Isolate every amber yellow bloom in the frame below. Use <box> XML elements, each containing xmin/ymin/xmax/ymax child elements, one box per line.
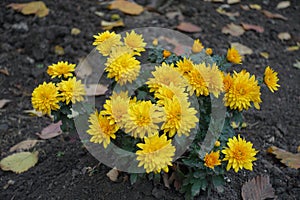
<box><xmin>47</xmin><ymin>61</ymin><xmax>75</xmax><ymax>79</ymax></box>
<box><xmin>154</xmin><ymin>83</ymin><xmax>188</xmax><ymax>106</ymax></box>
<box><xmin>93</xmin><ymin>31</ymin><xmax>122</xmax><ymax>56</ymax></box>
<box><xmin>224</xmin><ymin>70</ymin><xmax>261</xmax><ymax>111</ymax></box>
<box><xmin>136</xmin><ymin>134</ymin><xmax>175</xmax><ymax>173</ymax></box>
<box><xmin>222</xmin><ymin>73</ymin><xmax>233</xmax><ymax>92</ymax></box>
<box><xmin>87</xmin><ymin>111</ymin><xmax>118</xmax><ymax>148</ymax></box>
<box><xmin>57</xmin><ymin>77</ymin><xmax>86</xmax><ymax>105</ymax></box>
<box><xmin>146</xmin><ymin>63</ymin><xmax>187</xmax><ymax>93</ymax></box>
<box><xmin>222</xmin><ymin>135</ymin><xmax>258</xmax><ymax>172</ymax></box>
<box><xmin>163</xmin><ymin>50</ymin><xmax>171</xmax><ymax>58</ymax></box>
<box><xmin>227</xmin><ymin>47</ymin><xmax>242</xmax><ymax>64</ymax></box>
<box><xmin>192</xmin><ymin>39</ymin><xmax>204</xmax><ymax>53</ymax></box>
<box><xmin>215</xmin><ymin>140</ymin><xmax>221</xmax><ymax>147</ymax></box>
<box><xmin>204</xmin><ymin>151</ymin><xmax>221</xmax><ymax>169</ymax></box>
<box><xmin>124</xmin><ymin>100</ymin><xmax>164</xmax><ymax>138</ymax></box>
<box><xmin>100</xmin><ymin>91</ymin><xmax>131</xmax><ymax>127</ymax></box>
<box><xmin>105</xmin><ymin>52</ymin><xmax>141</xmax><ymax>85</ymax></box>
<box><xmin>32</xmin><ymin>82</ymin><xmax>60</xmax><ymax>115</ymax></box>
<box><xmin>161</xmin><ymin>97</ymin><xmax>198</xmax><ymax>137</ymax></box>
<box><xmin>264</xmin><ymin>66</ymin><xmax>280</xmax><ymax>93</ymax></box>
<box><xmin>124</xmin><ymin>30</ymin><xmax>146</xmax><ymax>52</ymax></box>
<box><xmin>205</xmin><ymin>48</ymin><xmax>213</xmax><ymax>55</ymax></box>
<box><xmin>176</xmin><ymin>57</ymin><xmax>194</xmax><ymax>74</ymax></box>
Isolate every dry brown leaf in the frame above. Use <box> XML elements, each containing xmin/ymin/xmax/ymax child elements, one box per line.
<box><xmin>227</xmin><ymin>0</ymin><xmax>240</xmax><ymax>4</ymax></box>
<box><xmin>54</xmin><ymin>45</ymin><xmax>64</xmax><ymax>55</ymax></box>
<box><xmin>278</xmin><ymin>32</ymin><xmax>291</xmax><ymax>41</ymax></box>
<box><xmin>109</xmin><ymin>1</ymin><xmax>143</xmax><ymax>15</ymax></box>
<box><xmin>106</xmin><ymin>167</ymin><xmax>119</xmax><ymax>182</ymax></box>
<box><xmin>260</xmin><ymin>52</ymin><xmax>269</xmax><ymax>59</ymax></box>
<box><xmin>241</xmin><ymin>175</ymin><xmax>276</xmax><ymax>200</ymax></box>
<box><xmin>240</xmin><ymin>5</ymin><xmax>250</xmax><ymax>11</ymax></box>
<box><xmin>249</xmin><ymin>4</ymin><xmax>262</xmax><ymax>10</ymax></box>
<box><xmin>7</xmin><ymin>1</ymin><xmax>49</xmax><ymax>18</ymax></box>
<box><xmin>9</xmin><ymin>140</ymin><xmax>41</xmax><ymax>152</ymax></box>
<box><xmin>85</xmin><ymin>84</ymin><xmax>108</xmax><ymax>96</ymax></box>
<box><xmin>276</xmin><ymin>1</ymin><xmax>290</xmax><ymax>9</ymax></box>
<box><xmin>241</xmin><ymin>23</ymin><xmax>264</xmax><ymax>33</ymax></box>
<box><xmin>222</xmin><ymin>23</ymin><xmax>245</xmax><ymax>37</ymax></box>
<box><xmin>0</xmin><ymin>99</ymin><xmax>11</xmax><ymax>109</ymax></box>
<box><xmin>262</xmin><ymin>10</ymin><xmax>288</xmax><ymax>21</ymax></box>
<box><xmin>101</xmin><ymin>20</ymin><xmax>125</xmax><ymax>30</ymax></box>
<box><xmin>36</xmin><ymin>121</ymin><xmax>62</xmax><ymax>139</ymax></box>
<box><xmin>0</xmin><ymin>68</ymin><xmax>9</xmax><ymax>76</ymax></box>
<box><xmin>216</xmin><ymin>8</ymin><xmax>240</xmax><ymax>17</ymax></box>
<box><xmin>176</xmin><ymin>22</ymin><xmax>202</xmax><ymax>33</ymax></box>
<box><xmin>267</xmin><ymin>146</ymin><xmax>300</xmax><ymax>169</ymax></box>
<box><xmin>231</xmin><ymin>42</ymin><xmax>253</xmax><ymax>55</ymax></box>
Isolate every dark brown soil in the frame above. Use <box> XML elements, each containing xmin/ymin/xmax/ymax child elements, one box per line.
<box><xmin>0</xmin><ymin>0</ymin><xmax>299</xmax><ymax>199</ymax></box>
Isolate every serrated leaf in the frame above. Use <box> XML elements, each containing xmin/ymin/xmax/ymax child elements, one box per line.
<box><xmin>109</xmin><ymin>1</ymin><xmax>143</xmax><ymax>15</ymax></box>
<box><xmin>241</xmin><ymin>175</ymin><xmax>276</xmax><ymax>200</ymax></box>
<box><xmin>0</xmin><ymin>152</ymin><xmax>38</xmax><ymax>174</ymax></box>
<box><xmin>267</xmin><ymin>146</ymin><xmax>300</xmax><ymax>169</ymax></box>
<box><xmin>191</xmin><ymin>179</ymin><xmax>202</xmax><ymax>196</ymax></box>
<box><xmin>9</xmin><ymin>139</ymin><xmax>41</xmax><ymax>152</ymax></box>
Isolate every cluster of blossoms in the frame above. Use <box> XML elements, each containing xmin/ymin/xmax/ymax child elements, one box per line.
<box><xmin>31</xmin><ymin>61</ymin><xmax>86</xmax><ymax>116</ymax></box>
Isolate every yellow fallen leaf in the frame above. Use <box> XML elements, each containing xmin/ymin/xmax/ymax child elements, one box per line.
<box><xmin>286</xmin><ymin>46</ymin><xmax>299</xmax><ymax>52</ymax></box>
<box><xmin>260</xmin><ymin>52</ymin><xmax>269</xmax><ymax>59</ymax></box>
<box><xmin>109</xmin><ymin>1</ymin><xmax>143</xmax><ymax>15</ymax></box>
<box><xmin>249</xmin><ymin>4</ymin><xmax>262</xmax><ymax>10</ymax></box>
<box><xmin>71</xmin><ymin>28</ymin><xmax>81</xmax><ymax>35</ymax></box>
<box><xmin>54</xmin><ymin>45</ymin><xmax>64</xmax><ymax>55</ymax></box>
<box><xmin>227</xmin><ymin>0</ymin><xmax>240</xmax><ymax>4</ymax></box>
<box><xmin>101</xmin><ymin>20</ymin><xmax>124</xmax><ymax>30</ymax></box>
<box><xmin>9</xmin><ymin>140</ymin><xmax>41</xmax><ymax>152</ymax></box>
<box><xmin>267</xmin><ymin>146</ymin><xmax>300</xmax><ymax>169</ymax></box>
<box><xmin>7</xmin><ymin>1</ymin><xmax>49</xmax><ymax>18</ymax></box>
<box><xmin>0</xmin><ymin>152</ymin><xmax>38</xmax><ymax>174</ymax></box>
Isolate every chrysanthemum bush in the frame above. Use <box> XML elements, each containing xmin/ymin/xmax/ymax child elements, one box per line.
<box><xmin>31</xmin><ymin>30</ymin><xmax>280</xmax><ymax>199</ymax></box>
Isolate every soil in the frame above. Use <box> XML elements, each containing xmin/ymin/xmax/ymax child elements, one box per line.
<box><xmin>0</xmin><ymin>0</ymin><xmax>299</xmax><ymax>199</ymax></box>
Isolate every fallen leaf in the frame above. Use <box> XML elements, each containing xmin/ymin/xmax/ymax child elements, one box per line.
<box><xmin>276</xmin><ymin>1</ymin><xmax>290</xmax><ymax>9</ymax></box>
<box><xmin>260</xmin><ymin>52</ymin><xmax>269</xmax><ymax>59</ymax></box>
<box><xmin>0</xmin><ymin>68</ymin><xmax>9</xmax><ymax>76</ymax></box>
<box><xmin>241</xmin><ymin>175</ymin><xmax>276</xmax><ymax>200</ymax></box>
<box><xmin>278</xmin><ymin>32</ymin><xmax>291</xmax><ymax>41</ymax></box>
<box><xmin>36</xmin><ymin>121</ymin><xmax>62</xmax><ymax>139</ymax></box>
<box><xmin>106</xmin><ymin>167</ymin><xmax>119</xmax><ymax>182</ymax></box>
<box><xmin>262</xmin><ymin>10</ymin><xmax>288</xmax><ymax>21</ymax></box>
<box><xmin>85</xmin><ymin>84</ymin><xmax>108</xmax><ymax>96</ymax></box>
<box><xmin>293</xmin><ymin>60</ymin><xmax>300</xmax><ymax>69</ymax></box>
<box><xmin>9</xmin><ymin>140</ymin><xmax>41</xmax><ymax>152</ymax></box>
<box><xmin>109</xmin><ymin>1</ymin><xmax>143</xmax><ymax>15</ymax></box>
<box><xmin>241</xmin><ymin>23</ymin><xmax>264</xmax><ymax>33</ymax></box>
<box><xmin>101</xmin><ymin>20</ymin><xmax>125</xmax><ymax>30</ymax></box>
<box><xmin>240</xmin><ymin>5</ymin><xmax>250</xmax><ymax>11</ymax></box>
<box><xmin>286</xmin><ymin>46</ymin><xmax>299</xmax><ymax>52</ymax></box>
<box><xmin>249</xmin><ymin>4</ymin><xmax>262</xmax><ymax>10</ymax></box>
<box><xmin>71</xmin><ymin>28</ymin><xmax>81</xmax><ymax>35</ymax></box>
<box><xmin>54</xmin><ymin>45</ymin><xmax>64</xmax><ymax>56</ymax></box>
<box><xmin>216</xmin><ymin>8</ymin><xmax>240</xmax><ymax>17</ymax></box>
<box><xmin>166</xmin><ymin>11</ymin><xmax>184</xmax><ymax>21</ymax></box>
<box><xmin>267</xmin><ymin>146</ymin><xmax>300</xmax><ymax>169</ymax></box>
<box><xmin>7</xmin><ymin>1</ymin><xmax>49</xmax><ymax>18</ymax></box>
<box><xmin>222</xmin><ymin>23</ymin><xmax>245</xmax><ymax>37</ymax></box>
<box><xmin>227</xmin><ymin>0</ymin><xmax>240</xmax><ymax>4</ymax></box>
<box><xmin>0</xmin><ymin>151</ymin><xmax>38</xmax><ymax>174</ymax></box>
<box><xmin>230</xmin><ymin>42</ymin><xmax>253</xmax><ymax>55</ymax></box>
<box><xmin>23</xmin><ymin>109</ymin><xmax>43</xmax><ymax>117</ymax></box>
<box><xmin>0</xmin><ymin>99</ymin><xmax>11</xmax><ymax>109</ymax></box>
<box><xmin>94</xmin><ymin>11</ymin><xmax>105</xmax><ymax>17</ymax></box>
<box><xmin>176</xmin><ymin>22</ymin><xmax>202</xmax><ymax>33</ymax></box>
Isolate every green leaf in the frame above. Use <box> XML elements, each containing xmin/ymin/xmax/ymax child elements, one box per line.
<box><xmin>212</xmin><ymin>175</ymin><xmax>224</xmax><ymax>187</ymax></box>
<box><xmin>0</xmin><ymin>151</ymin><xmax>38</xmax><ymax>174</ymax></box>
<box><xmin>191</xmin><ymin>179</ymin><xmax>202</xmax><ymax>197</ymax></box>
<box><xmin>130</xmin><ymin>173</ymin><xmax>138</xmax><ymax>185</ymax></box>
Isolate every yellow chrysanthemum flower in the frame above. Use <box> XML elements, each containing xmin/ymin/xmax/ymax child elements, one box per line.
<box><xmin>31</xmin><ymin>82</ymin><xmax>60</xmax><ymax>115</ymax></box>
<box><xmin>57</xmin><ymin>77</ymin><xmax>86</xmax><ymax>105</ymax></box>
<box><xmin>224</xmin><ymin>70</ymin><xmax>261</xmax><ymax>111</ymax></box>
<box><xmin>161</xmin><ymin>97</ymin><xmax>198</xmax><ymax>137</ymax></box>
<box><xmin>146</xmin><ymin>63</ymin><xmax>187</xmax><ymax>93</ymax></box>
<box><xmin>163</xmin><ymin>50</ymin><xmax>171</xmax><ymax>58</ymax></box>
<box><xmin>222</xmin><ymin>135</ymin><xmax>258</xmax><ymax>172</ymax></box>
<box><xmin>192</xmin><ymin>39</ymin><xmax>204</xmax><ymax>53</ymax></box>
<box><xmin>204</xmin><ymin>151</ymin><xmax>221</xmax><ymax>169</ymax></box>
<box><xmin>200</xmin><ymin>63</ymin><xmax>224</xmax><ymax>98</ymax></box>
<box><xmin>105</xmin><ymin>51</ymin><xmax>141</xmax><ymax>85</ymax></box>
<box><xmin>205</xmin><ymin>48</ymin><xmax>213</xmax><ymax>55</ymax></box>
<box><xmin>214</xmin><ymin>140</ymin><xmax>221</xmax><ymax>147</ymax></box>
<box><xmin>47</xmin><ymin>61</ymin><xmax>75</xmax><ymax>79</ymax></box>
<box><xmin>154</xmin><ymin>83</ymin><xmax>188</xmax><ymax>106</ymax></box>
<box><xmin>124</xmin><ymin>100</ymin><xmax>164</xmax><ymax>138</ymax></box>
<box><xmin>100</xmin><ymin>91</ymin><xmax>131</xmax><ymax>127</ymax></box>
<box><xmin>264</xmin><ymin>66</ymin><xmax>280</xmax><ymax>93</ymax></box>
<box><xmin>93</xmin><ymin>31</ymin><xmax>122</xmax><ymax>56</ymax></box>
<box><xmin>124</xmin><ymin>30</ymin><xmax>146</xmax><ymax>53</ymax></box>
<box><xmin>227</xmin><ymin>47</ymin><xmax>242</xmax><ymax>64</ymax></box>
<box><xmin>87</xmin><ymin>111</ymin><xmax>118</xmax><ymax>148</ymax></box>
<box><xmin>136</xmin><ymin>134</ymin><xmax>175</xmax><ymax>173</ymax></box>
<box><xmin>176</xmin><ymin>57</ymin><xmax>194</xmax><ymax>74</ymax></box>
<box><xmin>183</xmin><ymin>63</ymin><xmax>209</xmax><ymax>97</ymax></box>
<box><xmin>222</xmin><ymin>73</ymin><xmax>233</xmax><ymax>92</ymax></box>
